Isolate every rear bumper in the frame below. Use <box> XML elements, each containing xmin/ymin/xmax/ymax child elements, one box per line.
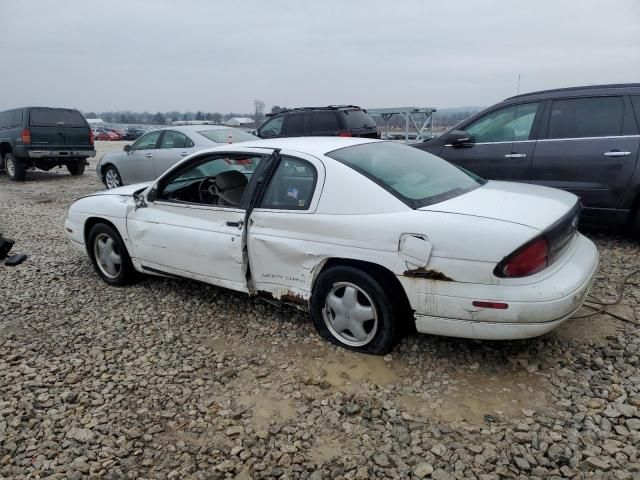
<box><xmin>403</xmin><ymin>233</ymin><xmax>598</xmax><ymax>340</ymax></box>
<box><xmin>28</xmin><ymin>149</ymin><xmax>96</xmax><ymax>159</ymax></box>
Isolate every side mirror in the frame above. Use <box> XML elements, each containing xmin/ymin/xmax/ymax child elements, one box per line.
<box><xmin>146</xmin><ymin>187</ymin><xmax>157</xmax><ymax>203</ymax></box>
<box><xmin>446</xmin><ymin>130</ymin><xmax>474</xmax><ymax>148</ymax></box>
<box><xmin>124</xmin><ymin>144</ymin><xmax>131</xmax><ymax>152</ymax></box>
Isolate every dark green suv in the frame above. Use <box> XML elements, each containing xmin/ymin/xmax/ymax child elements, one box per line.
<box><xmin>0</xmin><ymin>107</ymin><xmax>95</xmax><ymax>181</ymax></box>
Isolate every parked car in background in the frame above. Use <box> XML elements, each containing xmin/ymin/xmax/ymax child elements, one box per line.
<box><xmin>68</xmin><ymin>138</ymin><xmax>598</xmax><ymax>354</ymax></box>
<box><xmin>0</xmin><ymin>107</ymin><xmax>95</xmax><ymax>181</ymax></box>
<box><xmin>95</xmin><ymin>130</ymin><xmax>121</xmax><ymax>141</ymax></box>
<box><xmin>256</xmin><ymin>105</ymin><xmax>379</xmax><ymax>139</ymax></box>
<box><xmin>96</xmin><ymin>125</ymin><xmax>258</xmax><ymax>188</ymax></box>
<box><xmin>414</xmin><ymin>84</ymin><xmax>640</xmax><ymax>238</ymax></box>
<box><xmin>123</xmin><ymin>127</ymin><xmax>146</xmax><ymax>140</ymax></box>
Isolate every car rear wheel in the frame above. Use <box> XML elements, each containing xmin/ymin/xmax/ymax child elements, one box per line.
<box><xmin>5</xmin><ymin>153</ymin><xmax>26</xmax><ymax>181</ymax></box>
<box><xmin>88</xmin><ymin>223</ymin><xmax>135</xmax><ymax>285</ymax></box>
<box><xmin>310</xmin><ymin>265</ymin><xmax>400</xmax><ymax>354</ymax></box>
<box><xmin>104</xmin><ymin>166</ymin><xmax>122</xmax><ymax>189</ymax></box>
<box><xmin>67</xmin><ymin>161</ymin><xmax>86</xmax><ymax>176</ymax></box>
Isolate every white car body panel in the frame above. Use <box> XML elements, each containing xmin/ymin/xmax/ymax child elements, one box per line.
<box><xmin>68</xmin><ymin>138</ymin><xmax>599</xmax><ymax>340</ymax></box>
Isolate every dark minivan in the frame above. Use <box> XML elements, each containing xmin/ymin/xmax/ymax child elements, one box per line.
<box><xmin>415</xmin><ymin>84</ymin><xmax>640</xmax><ymax>237</ymax></box>
<box><xmin>257</xmin><ymin>105</ymin><xmax>379</xmax><ymax>139</ymax></box>
<box><xmin>0</xmin><ymin>107</ymin><xmax>95</xmax><ymax>181</ymax></box>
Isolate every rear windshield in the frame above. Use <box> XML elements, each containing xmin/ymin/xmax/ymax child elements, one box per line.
<box><xmin>197</xmin><ymin>129</ymin><xmax>257</xmax><ymax>143</ymax></box>
<box><xmin>327</xmin><ymin>142</ymin><xmax>485</xmax><ymax>208</ymax></box>
<box><xmin>29</xmin><ymin>108</ymin><xmax>87</xmax><ymax>127</ymax></box>
<box><xmin>343</xmin><ymin>109</ymin><xmax>377</xmax><ymax>129</ymax></box>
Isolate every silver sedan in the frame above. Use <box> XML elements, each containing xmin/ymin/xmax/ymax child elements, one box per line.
<box><xmin>96</xmin><ymin>125</ymin><xmax>258</xmax><ymax>188</ymax></box>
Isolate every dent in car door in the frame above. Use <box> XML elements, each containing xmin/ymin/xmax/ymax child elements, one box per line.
<box><xmin>440</xmin><ymin>102</ymin><xmax>541</xmax><ymax>182</ymax></box>
<box><xmin>247</xmin><ymin>152</ymin><xmax>325</xmax><ymax>301</ymax></box>
<box><xmin>127</xmin><ymin>202</ymin><xmax>248</xmax><ymax>291</ymax></box>
<box><xmin>531</xmin><ymin>96</ymin><xmax>640</xmax><ymax>219</ymax></box>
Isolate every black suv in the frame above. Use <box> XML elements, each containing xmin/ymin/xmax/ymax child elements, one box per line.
<box><xmin>0</xmin><ymin>107</ymin><xmax>95</xmax><ymax>181</ymax></box>
<box><xmin>256</xmin><ymin>105</ymin><xmax>379</xmax><ymax>139</ymax></box>
<box><xmin>415</xmin><ymin>84</ymin><xmax>640</xmax><ymax>236</ymax></box>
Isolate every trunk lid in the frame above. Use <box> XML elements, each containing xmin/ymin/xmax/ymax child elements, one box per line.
<box><xmin>28</xmin><ymin>108</ymin><xmax>91</xmax><ymax>148</ymax></box>
<box><xmin>419</xmin><ymin>180</ymin><xmax>578</xmax><ymax>231</ymax></box>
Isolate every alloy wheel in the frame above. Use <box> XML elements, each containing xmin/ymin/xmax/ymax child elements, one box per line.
<box><xmin>322</xmin><ymin>282</ymin><xmax>379</xmax><ymax>347</ymax></box>
<box><xmin>93</xmin><ymin>233</ymin><xmax>122</xmax><ymax>279</ymax></box>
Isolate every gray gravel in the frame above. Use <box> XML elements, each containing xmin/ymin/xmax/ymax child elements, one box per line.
<box><xmin>1</xmin><ymin>144</ymin><xmax>639</xmax><ymax>479</ymax></box>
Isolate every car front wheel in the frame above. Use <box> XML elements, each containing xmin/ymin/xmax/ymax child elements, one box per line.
<box><xmin>88</xmin><ymin>223</ymin><xmax>135</xmax><ymax>285</ymax></box>
<box><xmin>104</xmin><ymin>166</ymin><xmax>122</xmax><ymax>189</ymax></box>
<box><xmin>310</xmin><ymin>265</ymin><xmax>401</xmax><ymax>354</ymax></box>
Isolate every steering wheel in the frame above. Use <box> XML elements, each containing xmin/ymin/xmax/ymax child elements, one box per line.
<box><xmin>198</xmin><ymin>176</ymin><xmax>218</xmax><ymax>204</ymax></box>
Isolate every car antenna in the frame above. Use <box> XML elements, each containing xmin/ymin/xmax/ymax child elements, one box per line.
<box><xmin>509</xmin><ymin>73</ymin><xmax>522</xmax><ymax>155</ymax></box>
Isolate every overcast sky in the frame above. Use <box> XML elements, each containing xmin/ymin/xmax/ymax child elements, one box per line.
<box><xmin>1</xmin><ymin>0</ymin><xmax>639</xmax><ymax>113</ymax></box>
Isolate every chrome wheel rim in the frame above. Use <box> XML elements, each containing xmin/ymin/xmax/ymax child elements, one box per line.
<box><xmin>322</xmin><ymin>282</ymin><xmax>378</xmax><ymax>347</ymax></box>
<box><xmin>93</xmin><ymin>233</ymin><xmax>121</xmax><ymax>279</ymax></box>
<box><xmin>105</xmin><ymin>169</ymin><xmax>120</xmax><ymax>189</ymax></box>
<box><xmin>6</xmin><ymin>158</ymin><xmax>15</xmax><ymax>178</ymax></box>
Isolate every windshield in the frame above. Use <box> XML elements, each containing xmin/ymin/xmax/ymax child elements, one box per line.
<box><xmin>197</xmin><ymin>129</ymin><xmax>257</xmax><ymax>144</ymax></box>
<box><xmin>326</xmin><ymin>142</ymin><xmax>485</xmax><ymax>208</ymax></box>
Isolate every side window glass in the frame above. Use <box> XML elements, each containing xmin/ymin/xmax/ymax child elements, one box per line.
<box><xmin>259</xmin><ymin>117</ymin><xmax>284</xmax><ymax>137</ymax></box>
<box><xmin>465</xmin><ymin>103</ymin><xmax>539</xmax><ymax>143</ymax></box>
<box><xmin>548</xmin><ymin>97</ymin><xmax>624</xmax><ymax>139</ymax></box>
<box><xmin>160</xmin><ymin>131</ymin><xmax>189</xmax><ymax>149</ymax></box>
<box><xmin>284</xmin><ymin>114</ymin><xmax>305</xmax><ymax>135</ymax></box>
<box><xmin>261</xmin><ymin>157</ymin><xmax>317</xmax><ymax>210</ymax></box>
<box><xmin>132</xmin><ymin>131</ymin><xmax>161</xmax><ymax>150</ymax></box>
<box><xmin>159</xmin><ymin>155</ymin><xmax>263</xmax><ymax>207</ymax></box>
<box><xmin>311</xmin><ymin>112</ymin><xmax>340</xmax><ymax>133</ymax></box>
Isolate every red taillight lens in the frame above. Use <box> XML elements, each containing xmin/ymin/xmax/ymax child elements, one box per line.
<box><xmin>338</xmin><ymin>132</ymin><xmax>352</xmax><ymax>137</ymax></box>
<box><xmin>496</xmin><ymin>237</ymin><xmax>548</xmax><ymax>278</ymax></box>
<box><xmin>89</xmin><ymin>129</ymin><xmax>94</xmax><ymax>145</ymax></box>
<box><xmin>21</xmin><ymin>128</ymin><xmax>31</xmax><ymax>144</ymax></box>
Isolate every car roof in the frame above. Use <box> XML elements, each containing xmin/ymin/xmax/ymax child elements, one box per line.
<box><xmin>503</xmin><ymin>83</ymin><xmax>640</xmax><ymax>102</ymax></box>
<box><xmin>158</xmin><ymin>124</ymin><xmax>246</xmax><ymax>133</ymax></box>
<box><xmin>195</xmin><ymin>136</ymin><xmax>383</xmax><ymax>157</ymax></box>
<box><xmin>266</xmin><ymin>105</ymin><xmax>365</xmax><ymax>117</ymax></box>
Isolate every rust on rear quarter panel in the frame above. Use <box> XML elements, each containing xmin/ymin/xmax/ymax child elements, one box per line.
<box><xmin>403</xmin><ymin>267</ymin><xmax>453</xmax><ymax>281</ymax></box>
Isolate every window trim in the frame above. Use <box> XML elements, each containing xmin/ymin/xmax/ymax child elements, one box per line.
<box><xmin>542</xmin><ymin>95</ymin><xmax>626</xmax><ymax>140</ymax></box>
<box><xmin>131</xmin><ymin>130</ymin><xmax>163</xmax><ymax>151</ymax></box>
<box><xmin>461</xmin><ymin>101</ymin><xmax>542</xmax><ymax>144</ymax></box>
<box><xmin>154</xmin><ymin>152</ymin><xmax>266</xmax><ymax>208</ymax></box>
<box><xmin>159</xmin><ymin>129</ymin><xmax>191</xmax><ymax>149</ymax></box>
<box><xmin>257</xmin><ymin>155</ymin><xmax>318</xmax><ymax>211</ymax></box>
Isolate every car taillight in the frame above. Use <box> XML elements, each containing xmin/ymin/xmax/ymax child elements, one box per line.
<box><xmin>338</xmin><ymin>132</ymin><xmax>352</xmax><ymax>137</ymax></box>
<box><xmin>89</xmin><ymin>129</ymin><xmax>94</xmax><ymax>145</ymax></box>
<box><xmin>494</xmin><ymin>237</ymin><xmax>548</xmax><ymax>278</ymax></box>
<box><xmin>21</xmin><ymin>128</ymin><xmax>31</xmax><ymax>144</ymax></box>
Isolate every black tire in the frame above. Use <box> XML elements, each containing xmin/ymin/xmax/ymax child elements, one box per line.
<box><xmin>103</xmin><ymin>165</ymin><xmax>122</xmax><ymax>189</ymax></box>
<box><xmin>67</xmin><ymin>160</ymin><xmax>86</xmax><ymax>176</ymax></box>
<box><xmin>310</xmin><ymin>265</ymin><xmax>402</xmax><ymax>355</ymax></box>
<box><xmin>87</xmin><ymin>223</ymin><xmax>136</xmax><ymax>285</ymax></box>
<box><xmin>5</xmin><ymin>153</ymin><xmax>26</xmax><ymax>181</ymax></box>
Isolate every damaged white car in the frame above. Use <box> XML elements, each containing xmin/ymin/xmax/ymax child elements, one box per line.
<box><xmin>66</xmin><ymin>138</ymin><xmax>598</xmax><ymax>354</ymax></box>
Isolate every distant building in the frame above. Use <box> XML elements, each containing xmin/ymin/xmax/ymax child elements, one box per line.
<box><xmin>224</xmin><ymin>117</ymin><xmax>254</xmax><ymax>127</ymax></box>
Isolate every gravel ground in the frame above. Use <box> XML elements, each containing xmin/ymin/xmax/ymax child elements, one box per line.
<box><xmin>1</xmin><ymin>143</ymin><xmax>639</xmax><ymax>479</ymax></box>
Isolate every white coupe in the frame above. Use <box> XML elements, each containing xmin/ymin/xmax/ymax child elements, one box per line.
<box><xmin>66</xmin><ymin>138</ymin><xmax>598</xmax><ymax>354</ymax></box>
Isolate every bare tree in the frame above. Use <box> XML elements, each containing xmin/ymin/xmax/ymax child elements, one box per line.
<box><xmin>253</xmin><ymin>99</ymin><xmax>266</xmax><ymax>124</ymax></box>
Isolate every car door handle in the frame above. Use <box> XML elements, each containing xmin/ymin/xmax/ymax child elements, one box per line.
<box><xmin>145</xmin><ymin>153</ymin><xmax>153</xmax><ymax>158</ymax></box>
<box><xmin>504</xmin><ymin>153</ymin><xmax>527</xmax><ymax>159</ymax></box>
<box><xmin>604</xmin><ymin>151</ymin><xmax>631</xmax><ymax>157</ymax></box>
<box><xmin>180</xmin><ymin>152</ymin><xmax>188</xmax><ymax>156</ymax></box>
<box><xmin>226</xmin><ymin>220</ymin><xmax>244</xmax><ymax>229</ymax></box>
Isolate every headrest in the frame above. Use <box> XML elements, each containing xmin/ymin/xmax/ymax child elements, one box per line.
<box><xmin>216</xmin><ymin>170</ymin><xmax>247</xmax><ymax>190</ymax></box>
